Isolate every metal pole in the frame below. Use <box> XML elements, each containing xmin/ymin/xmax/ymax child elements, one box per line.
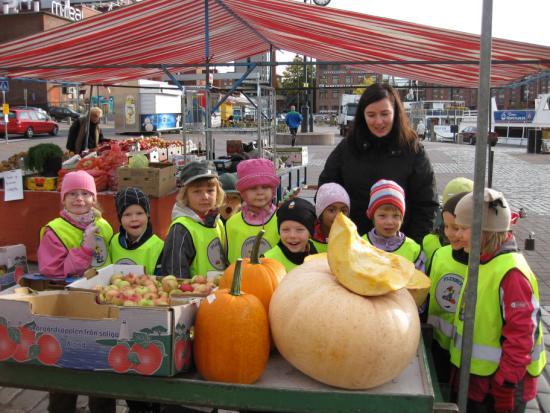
<box><xmin>2</xmin><ymin>91</ymin><xmax>7</xmax><ymax>144</ymax></box>
<box><xmin>204</xmin><ymin>0</ymin><xmax>213</xmax><ymax>160</ymax></box>
<box><xmin>301</xmin><ymin>54</ymin><xmax>308</xmax><ymax>134</ymax></box>
<box><xmin>457</xmin><ymin>1</ymin><xmax>493</xmax><ymax>412</ymax></box>
<box><xmin>257</xmin><ymin>76</ymin><xmax>263</xmax><ymax>157</ymax></box>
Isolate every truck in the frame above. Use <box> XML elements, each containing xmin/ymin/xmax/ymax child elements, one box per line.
<box><xmin>338</xmin><ymin>94</ymin><xmax>360</xmax><ymax>136</ymax></box>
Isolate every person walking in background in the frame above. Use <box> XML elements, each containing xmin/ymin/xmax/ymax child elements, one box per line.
<box><xmin>66</xmin><ymin>107</ymin><xmax>105</xmax><ymax>154</ymax></box>
<box><xmin>416</xmin><ymin>120</ymin><xmax>426</xmax><ymax>141</ymax></box>
<box><xmin>285</xmin><ymin>105</ymin><xmax>303</xmax><ymax>147</ymax></box>
<box><xmin>318</xmin><ymin>83</ymin><xmax>438</xmax><ymax>243</ymax></box>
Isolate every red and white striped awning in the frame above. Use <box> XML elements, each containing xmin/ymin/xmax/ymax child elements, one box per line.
<box><xmin>0</xmin><ymin>0</ymin><xmax>548</xmax><ymax>87</ymax></box>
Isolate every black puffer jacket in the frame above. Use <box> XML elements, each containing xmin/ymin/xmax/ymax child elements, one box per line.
<box><xmin>318</xmin><ymin>134</ymin><xmax>438</xmax><ymax>243</ymax></box>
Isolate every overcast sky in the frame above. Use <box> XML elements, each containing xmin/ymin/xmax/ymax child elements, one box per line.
<box><xmin>276</xmin><ymin>0</ymin><xmax>550</xmax><ymax>73</ymax></box>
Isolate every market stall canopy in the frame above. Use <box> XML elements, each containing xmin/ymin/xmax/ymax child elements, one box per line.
<box><xmin>0</xmin><ymin>0</ymin><xmax>548</xmax><ymax>87</ymax></box>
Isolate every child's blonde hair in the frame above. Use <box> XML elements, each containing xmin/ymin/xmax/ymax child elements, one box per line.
<box><xmin>176</xmin><ymin>177</ymin><xmax>225</xmax><ymax>209</ymax></box>
<box><xmin>480</xmin><ymin>231</ymin><xmax>509</xmax><ymax>255</ymax></box>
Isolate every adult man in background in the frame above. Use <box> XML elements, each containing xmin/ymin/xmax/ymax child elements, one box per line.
<box><xmin>66</xmin><ymin>107</ymin><xmax>105</xmax><ymax>154</ymax></box>
<box><xmin>285</xmin><ymin>105</ymin><xmax>303</xmax><ymax>147</ymax></box>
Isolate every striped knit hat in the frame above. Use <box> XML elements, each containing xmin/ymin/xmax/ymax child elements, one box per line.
<box><xmin>366</xmin><ymin>179</ymin><xmax>406</xmax><ymax>219</ymax></box>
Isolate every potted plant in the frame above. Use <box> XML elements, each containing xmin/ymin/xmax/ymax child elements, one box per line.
<box><xmin>24</xmin><ymin>143</ymin><xmax>63</xmax><ymax>177</ymax></box>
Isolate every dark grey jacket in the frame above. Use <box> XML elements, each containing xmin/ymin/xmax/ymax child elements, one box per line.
<box><xmin>318</xmin><ymin>136</ymin><xmax>438</xmax><ymax>243</ymax></box>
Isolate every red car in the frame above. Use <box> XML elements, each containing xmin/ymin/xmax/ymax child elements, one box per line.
<box><xmin>0</xmin><ymin>109</ymin><xmax>59</xmax><ymax>138</ymax></box>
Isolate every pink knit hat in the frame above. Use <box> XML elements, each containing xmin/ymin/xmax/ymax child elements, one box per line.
<box><xmin>236</xmin><ymin>158</ymin><xmax>280</xmax><ymax>193</ymax></box>
<box><xmin>315</xmin><ymin>183</ymin><xmax>350</xmax><ymax>218</ymax></box>
<box><xmin>366</xmin><ymin>179</ymin><xmax>405</xmax><ymax>219</ymax></box>
<box><xmin>61</xmin><ymin>170</ymin><xmax>97</xmax><ymax>200</ymax></box>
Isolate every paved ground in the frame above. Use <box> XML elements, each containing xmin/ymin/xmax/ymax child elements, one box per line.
<box><xmin>0</xmin><ymin>124</ymin><xmax>549</xmax><ymax>412</ymax></box>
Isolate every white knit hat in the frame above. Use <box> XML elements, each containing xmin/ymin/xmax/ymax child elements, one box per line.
<box><xmin>315</xmin><ymin>183</ymin><xmax>351</xmax><ymax>218</ymax></box>
<box><xmin>455</xmin><ymin>188</ymin><xmax>511</xmax><ymax>232</ymax></box>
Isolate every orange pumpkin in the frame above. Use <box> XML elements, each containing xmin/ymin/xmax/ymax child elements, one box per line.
<box><xmin>193</xmin><ymin>259</ymin><xmax>270</xmax><ymax>384</ymax></box>
<box><xmin>219</xmin><ymin>230</ymin><xmax>286</xmax><ymax>313</ymax></box>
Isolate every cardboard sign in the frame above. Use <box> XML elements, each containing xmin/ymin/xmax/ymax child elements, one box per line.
<box><xmin>2</xmin><ymin>169</ymin><xmax>24</xmax><ymax>201</ymax></box>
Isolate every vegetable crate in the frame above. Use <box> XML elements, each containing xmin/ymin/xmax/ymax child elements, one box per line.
<box><xmin>0</xmin><ymin>290</ymin><xmax>197</xmax><ymax>377</ymax></box>
<box><xmin>117</xmin><ymin>163</ymin><xmax>176</xmax><ymax>197</ymax></box>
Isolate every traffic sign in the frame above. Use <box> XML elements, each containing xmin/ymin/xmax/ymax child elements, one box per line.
<box><xmin>0</xmin><ymin>80</ymin><xmax>8</xmax><ymax>92</ymax></box>
<box><xmin>2</xmin><ymin>104</ymin><xmax>8</xmax><ymax>115</ymax></box>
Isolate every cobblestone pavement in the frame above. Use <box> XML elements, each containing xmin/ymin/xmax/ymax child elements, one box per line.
<box><xmin>1</xmin><ymin>129</ymin><xmax>549</xmax><ymax>412</ymax></box>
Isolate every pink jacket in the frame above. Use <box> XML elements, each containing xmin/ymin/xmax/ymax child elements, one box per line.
<box><xmin>37</xmin><ymin>210</ymin><xmax>95</xmax><ymax>279</ymax></box>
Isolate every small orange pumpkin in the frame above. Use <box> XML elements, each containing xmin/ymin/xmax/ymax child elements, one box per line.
<box><xmin>193</xmin><ymin>259</ymin><xmax>270</xmax><ymax>384</ymax></box>
<box><xmin>219</xmin><ymin>230</ymin><xmax>286</xmax><ymax>313</ymax></box>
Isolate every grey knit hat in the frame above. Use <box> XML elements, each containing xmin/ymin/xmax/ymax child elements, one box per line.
<box><xmin>115</xmin><ymin>187</ymin><xmax>150</xmax><ymax>219</ymax></box>
<box><xmin>455</xmin><ymin>188</ymin><xmax>511</xmax><ymax>232</ymax></box>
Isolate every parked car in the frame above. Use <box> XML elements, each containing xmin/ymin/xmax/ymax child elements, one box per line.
<box><xmin>48</xmin><ymin>106</ymin><xmax>81</xmax><ymax>122</ymax></box>
<box><xmin>0</xmin><ymin>109</ymin><xmax>59</xmax><ymax>138</ymax></box>
<box><xmin>11</xmin><ymin>106</ymin><xmax>49</xmax><ymax>117</ymax></box>
<box><xmin>459</xmin><ymin>126</ymin><xmax>498</xmax><ymax>146</ymax></box>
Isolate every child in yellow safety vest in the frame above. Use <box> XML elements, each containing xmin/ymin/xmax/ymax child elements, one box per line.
<box><xmin>226</xmin><ymin>158</ymin><xmax>280</xmax><ymax>263</ymax></box>
<box><xmin>361</xmin><ymin>179</ymin><xmax>425</xmax><ymax>272</ymax></box>
<box><xmin>449</xmin><ymin>188</ymin><xmax>546</xmax><ymax>412</ymax></box>
<box><xmin>422</xmin><ymin>177</ymin><xmax>473</xmax><ymax>270</ymax></box>
<box><xmin>426</xmin><ymin>191</ymin><xmax>470</xmax><ymax>384</ymax></box>
<box><xmin>160</xmin><ymin>161</ymin><xmax>227</xmax><ymax>278</ymax></box>
<box><xmin>109</xmin><ymin>187</ymin><xmax>164</xmax><ymax>275</ymax></box>
<box><xmin>37</xmin><ymin>170</ymin><xmax>115</xmax><ymax>413</ymax></box>
<box><xmin>264</xmin><ymin>198</ymin><xmax>318</xmax><ymax>272</ymax></box>
<box><xmin>311</xmin><ymin>182</ymin><xmax>350</xmax><ymax>253</ymax></box>
<box><xmin>38</xmin><ymin>170</ymin><xmax>113</xmax><ymax>278</ymax></box>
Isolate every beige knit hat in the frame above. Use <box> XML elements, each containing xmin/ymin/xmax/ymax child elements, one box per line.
<box><xmin>454</xmin><ymin>188</ymin><xmax>511</xmax><ymax>232</ymax></box>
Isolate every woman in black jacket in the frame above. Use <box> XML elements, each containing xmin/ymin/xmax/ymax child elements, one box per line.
<box><xmin>318</xmin><ymin>84</ymin><xmax>438</xmax><ymax>243</ymax></box>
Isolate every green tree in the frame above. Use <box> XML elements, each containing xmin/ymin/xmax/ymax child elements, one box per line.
<box><xmin>279</xmin><ymin>55</ymin><xmax>316</xmax><ymax>108</ymax></box>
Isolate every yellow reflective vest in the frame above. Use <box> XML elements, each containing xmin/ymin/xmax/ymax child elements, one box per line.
<box><xmin>427</xmin><ymin>245</ymin><xmax>466</xmax><ymax>350</ymax></box>
<box><xmin>169</xmin><ymin>216</ymin><xmax>226</xmax><ymax>276</ymax></box>
<box><xmin>422</xmin><ymin>232</ymin><xmax>443</xmax><ymax>271</ymax></box>
<box><xmin>362</xmin><ymin>233</ymin><xmax>422</xmax><ymax>264</ymax></box>
<box><xmin>109</xmin><ymin>233</ymin><xmax>164</xmax><ymax>275</ymax></box>
<box><xmin>226</xmin><ymin>211</ymin><xmax>279</xmax><ymax>264</ymax></box>
<box><xmin>41</xmin><ymin>217</ymin><xmax>113</xmax><ymax>268</ymax></box>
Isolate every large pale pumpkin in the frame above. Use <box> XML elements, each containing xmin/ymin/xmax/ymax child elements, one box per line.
<box><xmin>220</xmin><ymin>230</ymin><xmax>286</xmax><ymax>313</ymax></box>
<box><xmin>194</xmin><ymin>260</ymin><xmax>270</xmax><ymax>384</ymax></box>
<box><xmin>327</xmin><ymin>213</ymin><xmax>414</xmax><ymax>296</ymax></box>
<box><xmin>270</xmin><ymin>256</ymin><xmax>420</xmax><ymax>389</ymax></box>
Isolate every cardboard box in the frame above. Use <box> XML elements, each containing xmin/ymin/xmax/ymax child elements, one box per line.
<box><xmin>0</xmin><ymin>289</ymin><xmax>197</xmax><ymax>376</ymax></box>
<box><xmin>276</xmin><ymin>147</ymin><xmax>308</xmax><ymax>166</ymax></box>
<box><xmin>24</xmin><ymin>176</ymin><xmax>57</xmax><ymax>191</ymax></box>
<box><xmin>117</xmin><ymin>163</ymin><xmax>176</xmax><ymax>198</ymax></box>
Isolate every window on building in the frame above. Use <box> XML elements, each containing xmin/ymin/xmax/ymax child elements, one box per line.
<box><xmin>345</xmin><ymin>75</ymin><xmax>352</xmax><ymax>85</ymax></box>
<box><xmin>332</xmin><ymin>105</ymin><xmax>339</xmax><ymax>112</ymax></box>
<box><xmin>332</xmin><ymin>76</ymin><xmax>339</xmax><ymax>85</ymax></box>
<box><xmin>319</xmin><ymin>91</ymin><xmax>327</xmax><ymax>99</ymax></box>
<box><xmin>332</xmin><ymin>91</ymin><xmax>339</xmax><ymax>98</ymax></box>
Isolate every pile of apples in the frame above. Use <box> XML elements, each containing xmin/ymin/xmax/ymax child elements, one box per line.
<box><xmin>95</xmin><ymin>273</ymin><xmax>218</xmax><ymax>307</ymax></box>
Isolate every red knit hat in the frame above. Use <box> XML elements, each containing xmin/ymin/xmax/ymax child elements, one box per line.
<box><xmin>236</xmin><ymin>158</ymin><xmax>280</xmax><ymax>193</ymax></box>
<box><xmin>61</xmin><ymin>170</ymin><xmax>97</xmax><ymax>201</ymax></box>
<box><xmin>366</xmin><ymin>179</ymin><xmax>406</xmax><ymax>219</ymax></box>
